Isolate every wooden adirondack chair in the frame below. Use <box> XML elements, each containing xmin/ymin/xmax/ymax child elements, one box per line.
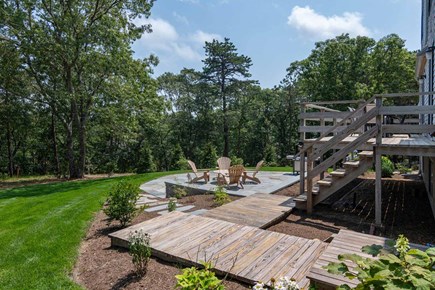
<box><xmin>242</xmin><ymin>160</ymin><xmax>264</xmax><ymax>184</ymax></box>
<box><xmin>217</xmin><ymin>157</ymin><xmax>231</xmax><ymax>171</ymax></box>
<box><xmin>187</xmin><ymin>160</ymin><xmax>209</xmax><ymax>183</ymax></box>
<box><xmin>217</xmin><ymin>165</ymin><xmax>244</xmax><ymax>189</ymax></box>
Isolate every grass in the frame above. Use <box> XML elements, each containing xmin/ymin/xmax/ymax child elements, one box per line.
<box><xmin>0</xmin><ymin>171</ymin><xmax>178</xmax><ymax>289</ymax></box>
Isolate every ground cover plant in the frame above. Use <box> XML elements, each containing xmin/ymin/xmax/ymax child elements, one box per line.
<box><xmin>325</xmin><ymin>235</ymin><xmax>435</xmax><ymax>289</ymax></box>
<box><xmin>175</xmin><ymin>262</ymin><xmax>224</xmax><ymax>290</ymax></box>
<box><xmin>0</xmin><ymin>171</ymin><xmax>175</xmax><ymax>289</ymax></box>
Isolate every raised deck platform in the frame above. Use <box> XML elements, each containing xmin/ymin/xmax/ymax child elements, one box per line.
<box><xmin>304</xmin><ymin>136</ymin><xmax>435</xmax><ymax>156</ymax></box>
<box><xmin>201</xmin><ymin>193</ymin><xmax>294</xmax><ymax>228</ymax></box>
<box><xmin>109</xmin><ymin>211</ymin><xmax>326</xmax><ymax>288</ymax></box>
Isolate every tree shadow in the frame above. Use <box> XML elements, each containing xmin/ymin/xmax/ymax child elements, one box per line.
<box><xmin>0</xmin><ymin>177</ymin><xmax>116</xmax><ymax>200</ymax></box>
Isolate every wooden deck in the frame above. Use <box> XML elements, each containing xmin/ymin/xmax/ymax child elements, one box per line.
<box><xmin>201</xmin><ymin>193</ymin><xmax>294</xmax><ymax>228</ymax></box>
<box><xmin>307</xmin><ymin>229</ymin><xmax>428</xmax><ymax>289</ymax></box>
<box><xmin>109</xmin><ymin>211</ymin><xmax>326</xmax><ymax>288</ymax></box>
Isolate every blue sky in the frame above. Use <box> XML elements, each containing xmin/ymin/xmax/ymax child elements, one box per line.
<box><xmin>133</xmin><ymin>0</ymin><xmax>421</xmax><ymax>88</ymax></box>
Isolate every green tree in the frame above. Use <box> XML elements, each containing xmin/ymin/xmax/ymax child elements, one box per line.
<box><xmin>202</xmin><ymin>38</ymin><xmax>254</xmax><ymax>157</ymax></box>
<box><xmin>1</xmin><ymin>0</ymin><xmax>156</xmax><ymax>178</ymax></box>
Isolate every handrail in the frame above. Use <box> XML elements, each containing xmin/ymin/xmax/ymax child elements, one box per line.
<box><xmin>311</xmin><ymin>108</ymin><xmax>378</xmax><ymax>160</ymax></box>
<box><xmin>302</xmin><ymin>99</ymin><xmax>364</xmax><ymax>105</ymax></box>
<box><xmin>373</xmin><ymin>91</ymin><xmax>435</xmax><ymax>98</ymax></box>
<box><xmin>296</xmin><ymin>95</ymin><xmax>376</xmax><ymax>158</ymax></box>
<box><xmin>307</xmin><ymin>125</ymin><xmax>378</xmax><ymax>179</ymax></box>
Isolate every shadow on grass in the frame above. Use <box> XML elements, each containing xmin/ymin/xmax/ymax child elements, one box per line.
<box><xmin>0</xmin><ymin>171</ymin><xmax>175</xmax><ymax>200</ymax></box>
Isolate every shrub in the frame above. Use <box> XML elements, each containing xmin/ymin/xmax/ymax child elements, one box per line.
<box><xmin>253</xmin><ymin>276</ymin><xmax>300</xmax><ymax>290</ymax></box>
<box><xmin>230</xmin><ymin>156</ymin><xmax>244</xmax><ymax>165</ymax></box>
<box><xmin>174</xmin><ymin>187</ymin><xmax>188</xmax><ymax>199</ymax></box>
<box><xmin>168</xmin><ymin>197</ymin><xmax>177</xmax><ymax>212</ymax></box>
<box><xmin>395</xmin><ymin>163</ymin><xmax>411</xmax><ymax>174</ymax></box>
<box><xmin>200</xmin><ymin>142</ymin><xmax>218</xmax><ymax>168</ymax></box>
<box><xmin>324</xmin><ymin>235</ymin><xmax>435</xmax><ymax>290</ymax></box>
<box><xmin>213</xmin><ymin>186</ymin><xmax>231</xmax><ymax>206</ymax></box>
<box><xmin>175</xmin><ymin>262</ymin><xmax>224</xmax><ymax>290</ymax></box>
<box><xmin>176</xmin><ymin>157</ymin><xmax>190</xmax><ymax>170</ymax></box>
<box><xmin>103</xmin><ymin>180</ymin><xmax>140</xmax><ymax>227</ymax></box>
<box><xmin>381</xmin><ymin>156</ymin><xmax>394</xmax><ymax>177</ymax></box>
<box><xmin>128</xmin><ymin>230</ymin><xmax>151</xmax><ymax>276</ymax></box>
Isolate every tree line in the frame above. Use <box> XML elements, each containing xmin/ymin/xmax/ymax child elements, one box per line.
<box><xmin>0</xmin><ymin>1</ymin><xmax>417</xmax><ymax>178</ymax></box>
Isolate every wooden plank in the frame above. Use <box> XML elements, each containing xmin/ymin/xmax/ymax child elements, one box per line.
<box><xmin>300</xmin><ymin>111</ymin><xmax>362</xmax><ymax>119</ymax></box>
<box><xmin>299</xmin><ymin>125</ymin><xmax>347</xmax><ymax>133</ymax></box>
<box><xmin>382</xmin><ymin>124</ymin><xmax>435</xmax><ymax>134</ymax></box>
<box><xmin>380</xmin><ymin>105</ymin><xmax>435</xmax><ymax>115</ymax></box>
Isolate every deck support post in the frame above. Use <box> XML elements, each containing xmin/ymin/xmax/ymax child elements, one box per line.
<box><xmin>299</xmin><ymin>151</ymin><xmax>305</xmax><ymax>196</ymax></box>
<box><xmin>307</xmin><ymin>148</ymin><xmax>313</xmax><ymax>214</ymax></box>
<box><xmin>375</xmin><ymin>96</ymin><xmax>383</xmax><ymax>226</ymax></box>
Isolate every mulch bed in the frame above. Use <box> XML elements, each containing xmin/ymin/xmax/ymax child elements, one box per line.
<box><xmin>73</xmin><ymin>175</ymin><xmax>435</xmax><ymax>289</ymax></box>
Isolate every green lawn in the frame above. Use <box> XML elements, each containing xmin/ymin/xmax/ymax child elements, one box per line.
<box><xmin>0</xmin><ymin>172</ymin><xmax>177</xmax><ymax>289</ymax></box>
<box><xmin>0</xmin><ymin>166</ymin><xmax>292</xmax><ymax>289</ymax></box>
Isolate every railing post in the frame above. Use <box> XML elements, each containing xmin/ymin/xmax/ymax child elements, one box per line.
<box><xmin>375</xmin><ymin>96</ymin><xmax>383</xmax><ymax>226</ymax></box>
<box><xmin>306</xmin><ymin>148</ymin><xmax>313</xmax><ymax>214</ymax></box>
<box><xmin>299</xmin><ymin>103</ymin><xmax>306</xmax><ymax>196</ymax></box>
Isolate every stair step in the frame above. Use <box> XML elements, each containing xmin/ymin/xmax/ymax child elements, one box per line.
<box><xmin>293</xmin><ymin>194</ymin><xmax>307</xmax><ymax>202</ymax></box>
<box><xmin>330</xmin><ymin>169</ymin><xmax>346</xmax><ymax>177</ymax></box>
<box><xmin>312</xmin><ymin>187</ymin><xmax>319</xmax><ymax>195</ymax></box>
<box><xmin>317</xmin><ymin>178</ymin><xmax>332</xmax><ymax>187</ymax></box>
<box><xmin>358</xmin><ymin>151</ymin><xmax>374</xmax><ymax>158</ymax></box>
<box><xmin>343</xmin><ymin>161</ymin><xmax>360</xmax><ymax>168</ymax></box>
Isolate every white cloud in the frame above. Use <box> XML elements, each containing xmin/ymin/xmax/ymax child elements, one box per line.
<box><xmin>190</xmin><ymin>30</ymin><xmax>223</xmax><ymax>45</ymax></box>
<box><xmin>134</xmin><ymin>18</ymin><xmax>221</xmax><ymax>64</ymax></box>
<box><xmin>173</xmin><ymin>11</ymin><xmax>189</xmax><ymax>25</ymax></box>
<box><xmin>287</xmin><ymin>6</ymin><xmax>371</xmax><ymax>40</ymax></box>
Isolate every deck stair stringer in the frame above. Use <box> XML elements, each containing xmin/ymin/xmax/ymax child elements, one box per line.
<box><xmin>295</xmin><ymin>151</ymin><xmax>373</xmax><ymax>210</ymax></box>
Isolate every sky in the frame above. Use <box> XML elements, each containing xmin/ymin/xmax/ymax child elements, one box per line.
<box><xmin>132</xmin><ymin>0</ymin><xmax>422</xmax><ymax>88</ymax></box>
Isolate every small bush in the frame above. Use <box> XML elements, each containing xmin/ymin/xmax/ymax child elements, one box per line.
<box><xmin>103</xmin><ymin>180</ymin><xmax>140</xmax><ymax>227</ymax></box>
<box><xmin>230</xmin><ymin>156</ymin><xmax>244</xmax><ymax>165</ymax></box>
<box><xmin>395</xmin><ymin>163</ymin><xmax>411</xmax><ymax>174</ymax></box>
<box><xmin>174</xmin><ymin>187</ymin><xmax>188</xmax><ymax>199</ymax></box>
<box><xmin>168</xmin><ymin>197</ymin><xmax>177</xmax><ymax>212</ymax></box>
<box><xmin>128</xmin><ymin>230</ymin><xmax>151</xmax><ymax>276</ymax></box>
<box><xmin>213</xmin><ymin>186</ymin><xmax>231</xmax><ymax>206</ymax></box>
<box><xmin>175</xmin><ymin>262</ymin><xmax>224</xmax><ymax>290</ymax></box>
<box><xmin>176</xmin><ymin>156</ymin><xmax>190</xmax><ymax>170</ymax></box>
<box><xmin>381</xmin><ymin>156</ymin><xmax>394</xmax><ymax>177</ymax></box>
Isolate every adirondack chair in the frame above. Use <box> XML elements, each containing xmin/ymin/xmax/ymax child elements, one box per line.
<box><xmin>217</xmin><ymin>165</ymin><xmax>244</xmax><ymax>189</ymax></box>
<box><xmin>187</xmin><ymin>160</ymin><xmax>209</xmax><ymax>183</ymax></box>
<box><xmin>242</xmin><ymin>160</ymin><xmax>264</xmax><ymax>184</ymax></box>
<box><xmin>217</xmin><ymin>157</ymin><xmax>231</xmax><ymax>171</ymax></box>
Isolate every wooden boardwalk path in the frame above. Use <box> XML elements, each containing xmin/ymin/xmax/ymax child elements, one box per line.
<box><xmin>308</xmin><ymin>229</ymin><xmax>428</xmax><ymax>289</ymax></box>
<box><xmin>110</xmin><ymin>211</ymin><xmax>326</xmax><ymax>288</ymax></box>
<box><xmin>201</xmin><ymin>193</ymin><xmax>294</xmax><ymax>228</ymax></box>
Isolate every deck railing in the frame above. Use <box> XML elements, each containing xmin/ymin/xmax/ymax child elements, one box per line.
<box><xmin>298</xmin><ymin>92</ymin><xmax>435</xmax><ymax>215</ymax></box>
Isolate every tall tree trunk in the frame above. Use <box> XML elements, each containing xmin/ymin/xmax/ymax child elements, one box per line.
<box><xmin>6</xmin><ymin>117</ymin><xmax>13</xmax><ymax>177</ymax></box>
<box><xmin>221</xmin><ymin>68</ymin><xmax>229</xmax><ymax>157</ymax></box>
<box><xmin>77</xmin><ymin>112</ymin><xmax>87</xmax><ymax>178</ymax></box>
<box><xmin>51</xmin><ymin>111</ymin><xmax>61</xmax><ymax>177</ymax></box>
<box><xmin>66</xmin><ymin>124</ymin><xmax>77</xmax><ymax>178</ymax></box>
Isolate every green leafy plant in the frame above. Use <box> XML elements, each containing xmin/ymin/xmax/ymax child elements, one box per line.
<box><xmin>230</xmin><ymin>156</ymin><xmax>244</xmax><ymax>165</ymax></box>
<box><xmin>213</xmin><ymin>186</ymin><xmax>231</xmax><ymax>206</ymax></box>
<box><xmin>175</xmin><ymin>261</ymin><xmax>224</xmax><ymax>290</ymax></box>
<box><xmin>128</xmin><ymin>230</ymin><xmax>151</xmax><ymax>276</ymax></box>
<box><xmin>168</xmin><ymin>197</ymin><xmax>177</xmax><ymax>212</ymax></box>
<box><xmin>324</xmin><ymin>235</ymin><xmax>435</xmax><ymax>290</ymax></box>
<box><xmin>381</xmin><ymin>156</ymin><xmax>394</xmax><ymax>177</ymax></box>
<box><xmin>395</xmin><ymin>163</ymin><xmax>411</xmax><ymax>174</ymax></box>
<box><xmin>103</xmin><ymin>180</ymin><xmax>140</xmax><ymax>227</ymax></box>
<box><xmin>252</xmin><ymin>276</ymin><xmax>300</xmax><ymax>289</ymax></box>
<box><xmin>174</xmin><ymin>187</ymin><xmax>188</xmax><ymax>199</ymax></box>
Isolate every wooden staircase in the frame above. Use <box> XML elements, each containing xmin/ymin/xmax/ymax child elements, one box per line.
<box><xmin>295</xmin><ymin>97</ymin><xmax>378</xmax><ymax>211</ymax></box>
<box><xmin>294</xmin><ymin>150</ymin><xmax>373</xmax><ymax>209</ymax></box>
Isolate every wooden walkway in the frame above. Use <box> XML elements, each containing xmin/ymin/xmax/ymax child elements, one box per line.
<box><xmin>308</xmin><ymin>229</ymin><xmax>428</xmax><ymax>289</ymax></box>
<box><xmin>201</xmin><ymin>193</ymin><xmax>294</xmax><ymax>228</ymax></box>
<box><xmin>110</xmin><ymin>211</ymin><xmax>326</xmax><ymax>288</ymax></box>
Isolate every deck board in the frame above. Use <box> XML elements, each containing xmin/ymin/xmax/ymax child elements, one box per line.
<box><xmin>109</xmin><ymin>211</ymin><xmax>326</xmax><ymax>288</ymax></box>
<box><xmin>307</xmin><ymin>229</ymin><xmax>428</xmax><ymax>288</ymax></box>
<box><xmin>201</xmin><ymin>193</ymin><xmax>294</xmax><ymax>228</ymax></box>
